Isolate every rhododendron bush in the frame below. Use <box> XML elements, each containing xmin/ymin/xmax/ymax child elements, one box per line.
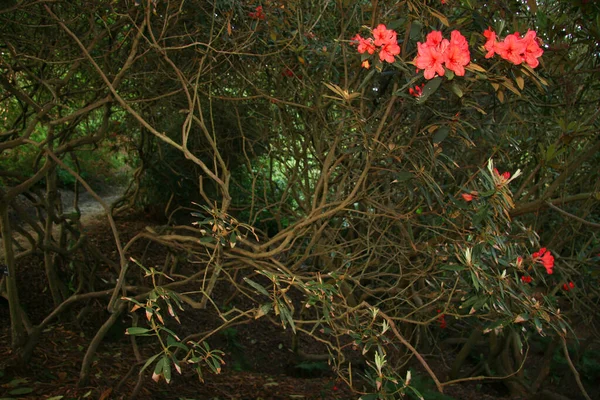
<box><xmin>1</xmin><ymin>0</ymin><xmax>599</xmax><ymax>398</ymax></box>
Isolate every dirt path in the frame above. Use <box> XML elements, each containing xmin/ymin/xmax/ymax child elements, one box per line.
<box><xmin>1</xmin><ymin>186</ymin><xmax>126</xmax><ymax>257</ymax></box>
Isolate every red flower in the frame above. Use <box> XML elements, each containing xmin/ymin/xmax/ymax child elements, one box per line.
<box><xmin>437</xmin><ymin>309</ymin><xmax>447</xmax><ymax>329</ymax></box>
<box><xmin>372</xmin><ymin>24</ymin><xmax>396</xmax><ymax>47</ymax></box>
<box><xmin>532</xmin><ymin>247</ymin><xmax>554</xmax><ymax>274</ymax></box>
<box><xmin>562</xmin><ymin>282</ymin><xmax>575</xmax><ymax>291</ymax></box>
<box><xmin>521</xmin><ymin>275</ymin><xmax>532</xmax><ymax>284</ymax></box>
<box><xmin>351</xmin><ymin>25</ymin><xmax>400</xmax><ymax>64</ymax></box>
<box><xmin>409</xmin><ymin>83</ymin><xmax>425</xmax><ymax>97</ymax></box>
<box><xmin>521</xmin><ymin>30</ymin><xmax>544</xmax><ymax>68</ymax></box>
<box><xmin>414</xmin><ymin>30</ymin><xmax>470</xmax><ymax>80</ymax></box>
<box><xmin>461</xmin><ymin>193</ymin><xmax>474</xmax><ymax>202</ymax></box>
<box><xmin>249</xmin><ymin>5</ymin><xmax>266</xmax><ymax>20</ymax></box>
<box><xmin>483</xmin><ymin>29</ymin><xmax>543</xmax><ymax>68</ymax></box>
<box><xmin>415</xmin><ymin>42</ymin><xmax>446</xmax><ymax>79</ymax></box>
<box><xmin>351</xmin><ymin>34</ymin><xmax>376</xmax><ymax>55</ymax></box>
<box><xmin>379</xmin><ymin>41</ymin><xmax>401</xmax><ymax>63</ymax></box>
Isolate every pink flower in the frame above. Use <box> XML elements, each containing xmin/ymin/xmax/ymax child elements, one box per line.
<box><xmin>483</xmin><ymin>28</ymin><xmax>498</xmax><ymax>58</ymax></box>
<box><xmin>444</xmin><ymin>42</ymin><xmax>470</xmax><ymax>76</ymax></box>
<box><xmin>351</xmin><ymin>34</ymin><xmax>376</xmax><ymax>55</ymax></box>
<box><xmin>495</xmin><ymin>32</ymin><xmax>526</xmax><ymax>65</ymax></box>
<box><xmin>249</xmin><ymin>5</ymin><xmax>266</xmax><ymax>20</ymax></box>
<box><xmin>533</xmin><ymin>247</ymin><xmax>554</xmax><ymax>274</ymax></box>
<box><xmin>372</xmin><ymin>24</ymin><xmax>396</xmax><ymax>47</ymax></box>
<box><xmin>483</xmin><ymin>29</ymin><xmax>543</xmax><ymax>69</ymax></box>
<box><xmin>521</xmin><ymin>30</ymin><xmax>544</xmax><ymax>68</ymax></box>
<box><xmin>521</xmin><ymin>275</ymin><xmax>532</xmax><ymax>284</ymax></box>
<box><xmin>409</xmin><ymin>83</ymin><xmax>425</xmax><ymax>97</ymax></box>
<box><xmin>426</xmin><ymin>31</ymin><xmax>445</xmax><ymax>49</ymax></box>
<box><xmin>461</xmin><ymin>193</ymin><xmax>474</xmax><ymax>202</ymax></box>
<box><xmin>414</xmin><ymin>30</ymin><xmax>470</xmax><ymax>80</ymax></box>
<box><xmin>493</xmin><ymin>168</ymin><xmax>511</xmax><ymax>181</ymax></box>
<box><xmin>450</xmin><ymin>30</ymin><xmax>469</xmax><ymax>52</ymax></box>
<box><xmin>415</xmin><ymin>42</ymin><xmax>446</xmax><ymax>79</ymax></box>
<box><xmin>379</xmin><ymin>41</ymin><xmax>401</xmax><ymax>63</ymax></box>
<box><xmin>436</xmin><ymin>310</ymin><xmax>447</xmax><ymax>329</ymax></box>
<box><xmin>351</xmin><ymin>26</ymin><xmax>400</xmax><ymax>64</ymax></box>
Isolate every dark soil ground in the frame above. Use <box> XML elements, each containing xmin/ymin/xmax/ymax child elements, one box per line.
<box><xmin>1</xmin><ymin>206</ymin><xmax>599</xmax><ymax>399</ymax></box>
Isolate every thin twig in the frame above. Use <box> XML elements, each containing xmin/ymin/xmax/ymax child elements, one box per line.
<box><xmin>545</xmin><ymin>201</ymin><xmax>600</xmax><ymax>228</ymax></box>
<box><xmin>561</xmin><ymin>337</ymin><xmax>592</xmax><ymax>400</ymax></box>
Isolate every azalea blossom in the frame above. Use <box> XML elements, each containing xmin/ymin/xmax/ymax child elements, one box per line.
<box><xmin>379</xmin><ymin>41</ymin><xmax>401</xmax><ymax>63</ymax></box>
<box><xmin>494</xmin><ymin>168</ymin><xmax>511</xmax><ymax>180</ymax></box>
<box><xmin>521</xmin><ymin>30</ymin><xmax>544</xmax><ymax>68</ymax></box>
<box><xmin>414</xmin><ymin>30</ymin><xmax>470</xmax><ymax>80</ymax></box>
<box><xmin>409</xmin><ymin>83</ymin><xmax>425</xmax><ymax>97</ymax></box>
<box><xmin>516</xmin><ymin>256</ymin><xmax>523</xmax><ymax>268</ymax></box>
<box><xmin>351</xmin><ymin>25</ymin><xmax>400</xmax><ymax>65</ymax></box>
<box><xmin>521</xmin><ymin>275</ymin><xmax>532</xmax><ymax>284</ymax></box>
<box><xmin>249</xmin><ymin>5</ymin><xmax>266</xmax><ymax>20</ymax></box>
<box><xmin>532</xmin><ymin>247</ymin><xmax>554</xmax><ymax>274</ymax></box>
<box><xmin>372</xmin><ymin>24</ymin><xmax>396</xmax><ymax>47</ymax></box>
<box><xmin>562</xmin><ymin>282</ymin><xmax>575</xmax><ymax>291</ymax></box>
<box><xmin>496</xmin><ymin>33</ymin><xmax>525</xmax><ymax>65</ymax></box>
<box><xmin>461</xmin><ymin>193</ymin><xmax>474</xmax><ymax>202</ymax></box>
<box><xmin>444</xmin><ymin>41</ymin><xmax>470</xmax><ymax>76</ymax></box>
<box><xmin>351</xmin><ymin>34</ymin><xmax>376</xmax><ymax>55</ymax></box>
<box><xmin>415</xmin><ymin>42</ymin><xmax>446</xmax><ymax>79</ymax></box>
<box><xmin>483</xmin><ymin>28</ymin><xmax>498</xmax><ymax>58</ymax></box>
<box><xmin>484</xmin><ymin>28</ymin><xmax>543</xmax><ymax>68</ymax></box>
<box><xmin>436</xmin><ymin>309</ymin><xmax>447</xmax><ymax>329</ymax></box>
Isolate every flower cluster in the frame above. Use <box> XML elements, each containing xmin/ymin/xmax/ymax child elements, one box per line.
<box><xmin>249</xmin><ymin>5</ymin><xmax>266</xmax><ymax>20</ymax></box>
<box><xmin>532</xmin><ymin>247</ymin><xmax>554</xmax><ymax>274</ymax></box>
<box><xmin>408</xmin><ymin>83</ymin><xmax>425</xmax><ymax>97</ymax></box>
<box><xmin>484</xmin><ymin>28</ymin><xmax>543</xmax><ymax>68</ymax></box>
<box><xmin>562</xmin><ymin>282</ymin><xmax>575</xmax><ymax>291</ymax></box>
<box><xmin>414</xmin><ymin>30</ymin><xmax>471</xmax><ymax>80</ymax></box>
<box><xmin>351</xmin><ymin>24</ymin><xmax>400</xmax><ymax>65</ymax></box>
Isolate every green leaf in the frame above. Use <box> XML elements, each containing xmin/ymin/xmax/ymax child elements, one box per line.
<box><xmin>409</xmin><ymin>21</ymin><xmax>422</xmax><ymax>40</ymax></box>
<box><xmin>153</xmin><ymin>356</ymin><xmax>166</xmax><ymax>381</ymax></box>
<box><xmin>393</xmin><ymin>171</ymin><xmax>414</xmax><ymax>182</ymax></box>
<box><xmin>244</xmin><ymin>278</ymin><xmax>270</xmax><ymax>297</ymax></box>
<box><xmin>126</xmin><ymin>327</ymin><xmax>152</xmax><ymax>336</ymax></box>
<box><xmin>433</xmin><ymin>127</ymin><xmax>450</xmax><ymax>144</ymax></box>
<box><xmin>359</xmin><ymin>394</ymin><xmax>381</xmax><ymax>400</ymax></box>
<box><xmin>140</xmin><ymin>353</ymin><xmax>161</xmax><ymax>375</ymax></box>
<box><xmin>440</xmin><ymin>264</ymin><xmax>465</xmax><ymax>272</ymax></box>
<box><xmin>9</xmin><ymin>388</ymin><xmax>34</xmax><ymax>395</ymax></box>
<box><xmin>417</xmin><ymin>77</ymin><xmax>442</xmax><ymax>104</ymax></box>
<box><xmin>163</xmin><ymin>356</ymin><xmax>172</xmax><ymax>383</ymax></box>
<box><xmin>167</xmin><ymin>335</ymin><xmax>189</xmax><ymax>352</ymax></box>
<box><xmin>386</xmin><ymin>18</ymin><xmax>405</xmax><ymax>31</ymax></box>
<box><xmin>199</xmin><ymin>236</ymin><xmax>215</xmax><ymax>244</ymax></box>
<box><xmin>278</xmin><ymin>301</ymin><xmax>296</xmax><ymax>333</ymax></box>
<box><xmin>450</xmin><ymin>83</ymin><xmax>463</xmax><ymax>98</ymax></box>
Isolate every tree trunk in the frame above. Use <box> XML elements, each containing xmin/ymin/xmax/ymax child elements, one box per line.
<box><xmin>0</xmin><ymin>201</ymin><xmax>27</xmax><ymax>350</ymax></box>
